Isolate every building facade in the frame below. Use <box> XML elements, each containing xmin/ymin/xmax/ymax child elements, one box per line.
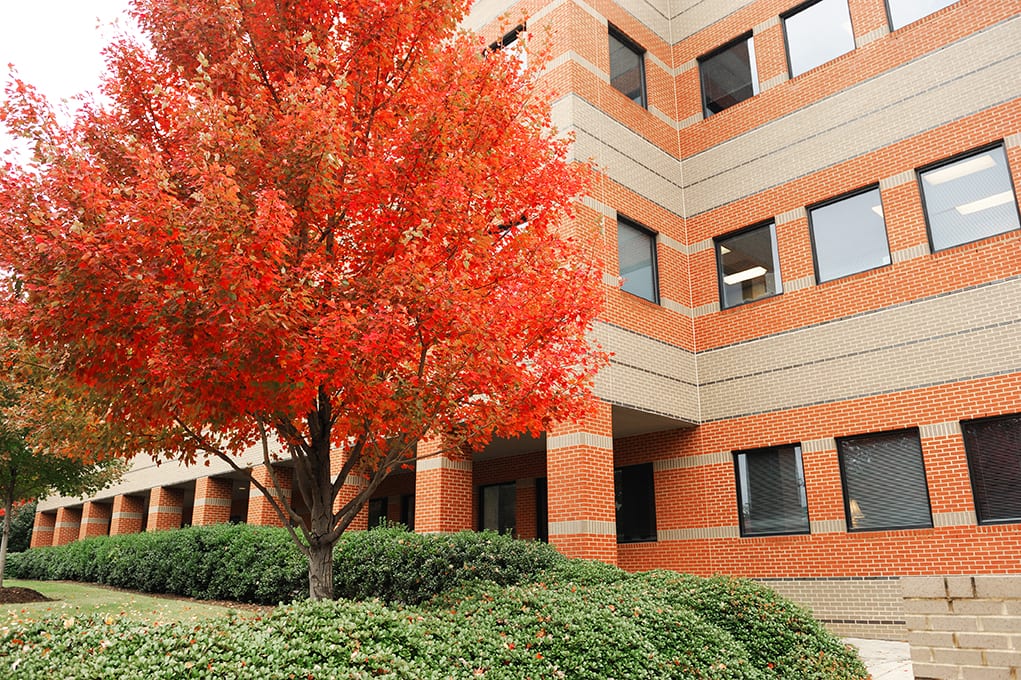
<box><xmin>34</xmin><ymin>0</ymin><xmax>1021</xmax><ymax>643</ymax></box>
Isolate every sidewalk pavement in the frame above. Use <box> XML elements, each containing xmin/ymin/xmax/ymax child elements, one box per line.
<box><xmin>844</xmin><ymin>638</ymin><xmax>914</xmax><ymax>680</ymax></box>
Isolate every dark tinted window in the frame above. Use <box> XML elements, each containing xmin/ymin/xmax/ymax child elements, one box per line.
<box><xmin>919</xmin><ymin>145</ymin><xmax>1020</xmax><ymax>251</ymax></box>
<box><xmin>618</xmin><ymin>218</ymin><xmax>658</xmax><ymax>302</ymax></box>
<box><xmin>810</xmin><ymin>187</ymin><xmax>890</xmax><ymax>282</ymax></box>
<box><xmin>400</xmin><ymin>494</ymin><xmax>415</xmax><ymax>531</ymax></box>
<box><xmin>609</xmin><ymin>28</ymin><xmax>646</xmax><ymax>107</ymax></box>
<box><xmin>887</xmin><ymin>0</ymin><xmax>957</xmax><ymax>30</ymax></box>
<box><xmin>716</xmin><ymin>222</ymin><xmax>782</xmax><ymax>308</ymax></box>
<box><xmin>735</xmin><ymin>444</ymin><xmax>810</xmax><ymax>536</ymax></box>
<box><xmin>963</xmin><ymin>414</ymin><xmax>1021</xmax><ymax>524</ymax></box>
<box><xmin>784</xmin><ymin>0</ymin><xmax>855</xmax><ymax>77</ymax></box>
<box><xmin>615</xmin><ymin>463</ymin><xmax>656</xmax><ymax>543</ymax></box>
<box><xmin>838</xmin><ymin>430</ymin><xmax>932</xmax><ymax>531</ymax></box>
<box><xmin>700</xmin><ymin>36</ymin><xmax>758</xmax><ymax>116</ymax></box>
<box><xmin>480</xmin><ymin>482</ymin><xmax>516</xmax><ymax>534</ymax></box>
<box><xmin>368</xmin><ymin>497</ymin><xmax>388</xmax><ymax>528</ymax></box>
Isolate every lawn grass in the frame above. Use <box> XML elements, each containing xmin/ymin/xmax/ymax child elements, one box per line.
<box><xmin>2</xmin><ymin>580</ymin><xmax>250</xmax><ymax>624</ymax></box>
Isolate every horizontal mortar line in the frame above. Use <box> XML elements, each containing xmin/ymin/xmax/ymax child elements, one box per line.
<box><xmin>551</xmin><ymin>92</ymin><xmax>684</xmax><ymax>160</ymax></box>
<box><xmin>701</xmin><ymin>275</ymin><xmax>1021</xmax><ymax>354</ymax></box>
<box><xmin>572</xmin><ymin>125</ymin><xmax>683</xmax><ymax>197</ymax></box>
<box><xmin>703</xmin><ymin>367</ymin><xmax>1021</xmax><ymax>423</ymax></box>
<box><xmin>816</xmin><ymin>616</ymin><xmax>906</xmax><ymax>620</ymax></box>
<box><xmin>598</xmin><ymin>319</ymin><xmax>695</xmax><ymax>355</ymax></box>
<box><xmin>701</xmin><ymin>318</ymin><xmax>1021</xmax><ymax>387</ymax></box>
<box><xmin>602</xmin><ymin>398</ymin><xmax>697</xmax><ymax>424</ymax></box>
<box><xmin>609</xmin><ymin>358</ymin><xmax>698</xmax><ymax>388</ymax></box>
<box><xmin>684</xmin><ymin>15</ymin><xmax>1018</xmax><ymax>186</ymax></box>
<box><xmin>757</xmin><ymin>576</ymin><xmax>901</xmax><ymax>582</ymax></box>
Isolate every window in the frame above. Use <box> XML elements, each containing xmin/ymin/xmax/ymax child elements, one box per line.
<box><xmin>963</xmin><ymin>414</ymin><xmax>1021</xmax><ymax>524</ymax></box>
<box><xmin>490</xmin><ymin>25</ymin><xmax>527</xmax><ymax>70</ymax></box>
<box><xmin>716</xmin><ymin>222</ymin><xmax>782</xmax><ymax>308</ymax></box>
<box><xmin>886</xmin><ymin>0</ymin><xmax>957</xmax><ymax>30</ymax></box>
<box><xmin>609</xmin><ymin>27</ymin><xmax>646</xmax><ymax>107</ymax></box>
<box><xmin>617</xmin><ymin>218</ymin><xmax>658</xmax><ymax>302</ymax></box>
<box><xmin>735</xmin><ymin>444</ymin><xmax>810</xmax><ymax>536</ymax></box>
<box><xmin>838</xmin><ymin>430</ymin><xmax>932</xmax><ymax>531</ymax></box>
<box><xmin>783</xmin><ymin>0</ymin><xmax>855</xmax><ymax>77</ymax></box>
<box><xmin>700</xmin><ymin>35</ymin><xmax>758</xmax><ymax>116</ymax></box>
<box><xmin>919</xmin><ymin>144</ymin><xmax>1020</xmax><ymax>252</ymax></box>
<box><xmin>809</xmin><ymin>186</ymin><xmax>891</xmax><ymax>282</ymax></box>
<box><xmin>615</xmin><ymin>464</ymin><xmax>656</xmax><ymax>543</ymax></box>
<box><xmin>479</xmin><ymin>482</ymin><xmax>516</xmax><ymax>534</ymax></box>
<box><xmin>367</xmin><ymin>497</ymin><xmax>387</xmax><ymax>528</ymax></box>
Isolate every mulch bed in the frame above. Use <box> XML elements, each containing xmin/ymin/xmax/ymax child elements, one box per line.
<box><xmin>0</xmin><ymin>587</ymin><xmax>52</xmax><ymax>605</ymax></box>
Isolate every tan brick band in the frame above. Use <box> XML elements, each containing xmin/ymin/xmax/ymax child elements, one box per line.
<box><xmin>658</xmin><ymin>526</ymin><xmax>740</xmax><ymax>540</ymax></box>
<box><xmin>891</xmin><ymin>242</ymin><xmax>930</xmax><ymax>264</ymax></box>
<box><xmin>193</xmin><ymin>497</ymin><xmax>232</xmax><ymax>508</ymax></box>
<box><xmin>802</xmin><ymin>438</ymin><xmax>837</xmax><ymax>453</ymax></box>
<box><xmin>855</xmin><ymin>26</ymin><xmax>890</xmax><ymax>49</ymax></box>
<box><xmin>919</xmin><ymin>421</ymin><xmax>962</xmax><ymax>438</ymax></box>
<box><xmin>654</xmin><ymin>451</ymin><xmax>730</xmax><ymax>471</ymax></box>
<box><xmin>810</xmin><ymin>519</ymin><xmax>847</xmax><ymax>534</ymax></box>
<box><xmin>415</xmin><ymin>456</ymin><xmax>472</xmax><ymax>473</ymax></box>
<box><xmin>933</xmin><ymin>511</ymin><xmax>977</xmax><ymax>527</ymax></box>
<box><xmin>548</xmin><ymin>520</ymin><xmax>616</xmax><ymax>537</ymax></box>
<box><xmin>112</xmin><ymin>512</ymin><xmax>143</xmax><ymax>520</ymax></box>
<box><xmin>546</xmin><ymin>432</ymin><xmax>613</xmax><ymax>451</ymax></box>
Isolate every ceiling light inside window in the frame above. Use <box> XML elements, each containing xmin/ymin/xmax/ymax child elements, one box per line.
<box><xmin>924</xmin><ymin>154</ymin><xmax>995</xmax><ymax>185</ymax></box>
<box><xmin>723</xmin><ymin>266</ymin><xmax>767</xmax><ymax>285</ymax></box>
<box><xmin>955</xmin><ymin>191</ymin><xmax>1013</xmax><ymax>216</ymax></box>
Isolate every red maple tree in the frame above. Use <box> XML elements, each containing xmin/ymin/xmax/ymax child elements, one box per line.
<box><xmin>0</xmin><ymin>0</ymin><xmax>604</xmax><ymax>598</ymax></box>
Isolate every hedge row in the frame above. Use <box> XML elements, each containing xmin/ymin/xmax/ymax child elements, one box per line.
<box><xmin>0</xmin><ymin>565</ymin><xmax>868</xmax><ymax>679</ymax></box>
<box><xmin>8</xmin><ymin>523</ymin><xmax>564</xmax><ymax>604</ymax></box>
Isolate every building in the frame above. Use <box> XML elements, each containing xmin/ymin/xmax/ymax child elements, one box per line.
<box><xmin>34</xmin><ymin>0</ymin><xmax>1021</xmax><ymax>648</ymax></box>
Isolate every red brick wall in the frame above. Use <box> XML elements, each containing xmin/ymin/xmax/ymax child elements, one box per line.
<box><xmin>110</xmin><ymin>494</ymin><xmax>146</xmax><ymax>535</ymax></box>
<box><xmin>193</xmin><ymin>476</ymin><xmax>234</xmax><ymax>526</ymax></box>
<box><xmin>30</xmin><ymin>511</ymin><xmax>55</xmax><ymax>548</ymax></box>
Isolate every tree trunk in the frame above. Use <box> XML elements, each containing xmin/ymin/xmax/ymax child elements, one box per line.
<box><xmin>0</xmin><ymin>497</ymin><xmax>12</xmax><ymax>588</ymax></box>
<box><xmin>307</xmin><ymin>539</ymin><xmax>334</xmax><ymax>600</ymax></box>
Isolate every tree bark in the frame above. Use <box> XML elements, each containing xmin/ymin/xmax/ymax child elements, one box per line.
<box><xmin>0</xmin><ymin>497</ymin><xmax>12</xmax><ymax>588</ymax></box>
<box><xmin>307</xmin><ymin>539</ymin><xmax>334</xmax><ymax>600</ymax></box>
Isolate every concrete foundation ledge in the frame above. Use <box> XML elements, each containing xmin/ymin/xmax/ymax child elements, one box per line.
<box><xmin>903</xmin><ymin>574</ymin><xmax>1021</xmax><ymax>680</ymax></box>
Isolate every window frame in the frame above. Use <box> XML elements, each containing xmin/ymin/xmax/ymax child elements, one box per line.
<box><xmin>478</xmin><ymin>481</ymin><xmax>517</xmax><ymax>535</ymax></box>
<box><xmin>733</xmin><ymin>443</ymin><xmax>811</xmax><ymax>537</ymax></box>
<box><xmin>616</xmin><ymin>216</ymin><xmax>660</xmax><ymax>304</ymax></box>
<box><xmin>699</xmin><ymin>33</ymin><xmax>759</xmax><ymax>118</ymax></box>
<box><xmin>614</xmin><ymin>463</ymin><xmax>658</xmax><ymax>544</ymax></box>
<box><xmin>608</xmin><ymin>26</ymin><xmax>647</xmax><ymax>109</ymax></box>
<box><xmin>884</xmin><ymin>0</ymin><xmax>958</xmax><ymax>31</ymax></box>
<box><xmin>781</xmin><ymin>0</ymin><xmax>856</xmax><ymax>78</ymax></box>
<box><xmin>916</xmin><ymin>142</ymin><xmax>1021</xmax><ymax>253</ymax></box>
<box><xmin>808</xmin><ymin>184</ymin><xmax>891</xmax><ymax>284</ymax></box>
<box><xmin>836</xmin><ymin>428</ymin><xmax>934</xmax><ymax>533</ymax></box>
<box><xmin>962</xmin><ymin>413</ymin><xmax>1021</xmax><ymax>526</ymax></box>
<box><xmin>715</xmin><ymin>220</ymin><xmax>783</xmax><ymax>310</ymax></box>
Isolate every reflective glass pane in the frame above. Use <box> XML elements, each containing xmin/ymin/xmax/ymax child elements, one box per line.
<box><xmin>888</xmin><ymin>0</ymin><xmax>957</xmax><ymax>30</ymax></box>
<box><xmin>618</xmin><ymin>219</ymin><xmax>658</xmax><ymax>302</ymax></box>
<box><xmin>736</xmin><ymin>445</ymin><xmax>809</xmax><ymax>536</ymax></box>
<box><xmin>811</xmin><ymin>187</ymin><xmax>890</xmax><ymax>282</ymax></box>
<box><xmin>785</xmin><ymin>0</ymin><xmax>855</xmax><ymax>77</ymax></box>
<box><xmin>839</xmin><ymin>430</ymin><xmax>932</xmax><ymax>531</ymax></box>
<box><xmin>615</xmin><ymin>464</ymin><xmax>656</xmax><ymax>543</ymax></box>
<box><xmin>716</xmin><ymin>223</ymin><xmax>781</xmax><ymax>308</ymax></box>
<box><xmin>920</xmin><ymin>145</ymin><xmax>1020</xmax><ymax>251</ymax></box>
<box><xmin>700</xmin><ymin>37</ymin><xmax>758</xmax><ymax>116</ymax></box>
<box><xmin>609</xmin><ymin>31</ymin><xmax>645</xmax><ymax>106</ymax></box>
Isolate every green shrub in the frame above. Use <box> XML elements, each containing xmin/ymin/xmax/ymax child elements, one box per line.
<box><xmin>333</xmin><ymin>524</ymin><xmax>565</xmax><ymax>604</ymax></box>
<box><xmin>0</xmin><ymin>577</ymin><xmax>868</xmax><ymax>680</ymax></box>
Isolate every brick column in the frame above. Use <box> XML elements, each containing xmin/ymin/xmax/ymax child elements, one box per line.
<box><xmin>546</xmin><ymin>400</ymin><xmax>617</xmax><ymax>564</ymax></box>
<box><xmin>78</xmin><ymin>501</ymin><xmax>112</xmax><ymax>540</ymax></box>
<box><xmin>53</xmin><ymin>506</ymin><xmax>82</xmax><ymax>546</ymax></box>
<box><xmin>30</xmin><ymin>511</ymin><xmax>56</xmax><ymax>548</ymax></box>
<box><xmin>147</xmin><ymin>486</ymin><xmax>183</xmax><ymax>532</ymax></box>
<box><xmin>110</xmin><ymin>495</ymin><xmax>146</xmax><ymax>535</ymax></box>
<box><xmin>752</xmin><ymin>17</ymin><xmax>788</xmax><ymax>92</ymax></box>
<box><xmin>247</xmin><ymin>465</ymin><xmax>292</xmax><ymax>527</ymax></box>
<box><xmin>192</xmin><ymin>476</ymin><xmax>234</xmax><ymax>526</ymax></box>
<box><xmin>331</xmin><ymin>448</ymin><xmax>369</xmax><ymax>531</ymax></box>
<box><xmin>848</xmin><ymin>0</ymin><xmax>891</xmax><ymax>48</ymax></box>
<box><xmin>414</xmin><ymin>436</ymin><xmax>473</xmax><ymax>534</ymax></box>
<box><xmin>516</xmin><ymin>478</ymin><xmax>537</xmax><ymax>540</ymax></box>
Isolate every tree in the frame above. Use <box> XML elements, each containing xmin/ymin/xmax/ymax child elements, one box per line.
<box><xmin>0</xmin><ymin>346</ymin><xmax>123</xmax><ymax>587</ymax></box>
<box><xmin>0</xmin><ymin>0</ymin><xmax>605</xmax><ymax>599</ymax></box>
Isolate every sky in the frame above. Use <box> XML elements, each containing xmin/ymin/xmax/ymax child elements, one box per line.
<box><xmin>0</xmin><ymin>0</ymin><xmax>133</xmax><ymax>151</ymax></box>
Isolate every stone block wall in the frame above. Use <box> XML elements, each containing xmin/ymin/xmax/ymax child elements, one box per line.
<box><xmin>904</xmin><ymin>575</ymin><xmax>1021</xmax><ymax>680</ymax></box>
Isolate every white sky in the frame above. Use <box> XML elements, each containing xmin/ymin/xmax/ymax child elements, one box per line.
<box><xmin>1</xmin><ymin>0</ymin><xmax>133</xmax><ymax>152</ymax></box>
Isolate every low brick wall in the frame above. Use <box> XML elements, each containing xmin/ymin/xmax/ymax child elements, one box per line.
<box><xmin>903</xmin><ymin>575</ymin><xmax>1021</xmax><ymax>680</ymax></box>
<box><xmin>759</xmin><ymin>576</ymin><xmax>906</xmax><ymax>640</ymax></box>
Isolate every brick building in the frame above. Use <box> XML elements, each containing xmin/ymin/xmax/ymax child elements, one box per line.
<box><xmin>33</xmin><ymin>0</ymin><xmax>1021</xmax><ymax>644</ymax></box>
